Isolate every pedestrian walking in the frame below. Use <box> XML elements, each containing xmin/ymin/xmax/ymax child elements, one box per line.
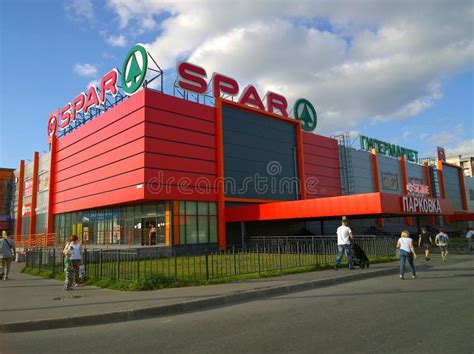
<box><xmin>465</xmin><ymin>227</ymin><xmax>474</xmax><ymax>253</ymax></box>
<box><xmin>63</xmin><ymin>244</ymin><xmax>74</xmax><ymax>290</ymax></box>
<box><xmin>335</xmin><ymin>217</ymin><xmax>354</xmax><ymax>270</ymax></box>
<box><xmin>63</xmin><ymin>235</ymin><xmax>82</xmax><ymax>287</ymax></box>
<box><xmin>397</xmin><ymin>230</ymin><xmax>417</xmax><ymax>279</ymax></box>
<box><xmin>0</xmin><ymin>231</ymin><xmax>16</xmax><ymax>280</ymax></box>
<box><xmin>435</xmin><ymin>229</ymin><xmax>449</xmax><ymax>262</ymax></box>
<box><xmin>418</xmin><ymin>227</ymin><xmax>432</xmax><ymax>261</ymax></box>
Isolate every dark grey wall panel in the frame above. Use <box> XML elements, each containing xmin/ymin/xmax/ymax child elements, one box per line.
<box><xmin>222</xmin><ymin>105</ymin><xmax>298</xmax><ymax>200</ymax></box>
<box><xmin>405</xmin><ymin>162</ymin><xmax>426</xmax><ymax>183</ymax></box>
<box><xmin>444</xmin><ymin>165</ymin><xmax>463</xmax><ymax>210</ymax></box>
<box><xmin>377</xmin><ymin>155</ymin><xmax>402</xmax><ymax>195</ymax></box>
<box><xmin>464</xmin><ymin>176</ymin><xmax>474</xmax><ymax>212</ymax></box>
<box><xmin>350</xmin><ymin>149</ymin><xmax>375</xmax><ymax>194</ymax></box>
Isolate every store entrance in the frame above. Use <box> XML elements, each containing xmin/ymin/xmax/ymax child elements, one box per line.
<box><xmin>141</xmin><ymin>216</ymin><xmax>166</xmax><ymax>246</ymax></box>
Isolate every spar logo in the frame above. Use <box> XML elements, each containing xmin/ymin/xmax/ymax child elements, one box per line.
<box><xmin>294</xmin><ymin>98</ymin><xmax>317</xmax><ymax>132</ymax></box>
<box><xmin>121</xmin><ymin>44</ymin><xmax>148</xmax><ymax>95</ymax></box>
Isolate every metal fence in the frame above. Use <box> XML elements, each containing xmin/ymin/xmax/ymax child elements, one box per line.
<box><xmin>25</xmin><ymin>236</ymin><xmax>396</xmax><ymax>283</ymax></box>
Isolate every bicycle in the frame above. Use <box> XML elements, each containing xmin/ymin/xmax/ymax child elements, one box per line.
<box><xmin>455</xmin><ymin>243</ymin><xmax>473</xmax><ymax>254</ymax></box>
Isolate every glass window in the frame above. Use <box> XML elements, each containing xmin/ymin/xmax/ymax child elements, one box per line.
<box><xmin>180</xmin><ymin>215</ymin><xmax>186</xmax><ymax>245</ymax></box>
<box><xmin>198</xmin><ymin>202</ymin><xmax>208</xmax><ymax>216</ymax></box>
<box><xmin>179</xmin><ymin>201</ymin><xmax>185</xmax><ymax>215</ymax></box>
<box><xmin>186</xmin><ymin>216</ymin><xmax>198</xmax><ymax>244</ymax></box>
<box><xmin>209</xmin><ymin>202</ymin><xmax>217</xmax><ymax>215</ymax></box>
<box><xmin>142</xmin><ymin>203</ymin><xmax>156</xmax><ymax>217</ymax></box>
<box><xmin>209</xmin><ymin>216</ymin><xmax>217</xmax><ymax>243</ymax></box>
<box><xmin>186</xmin><ymin>201</ymin><xmax>197</xmax><ymax>215</ymax></box>
<box><xmin>157</xmin><ymin>202</ymin><xmax>166</xmax><ymax>216</ymax></box>
<box><xmin>198</xmin><ymin>215</ymin><xmax>208</xmax><ymax>243</ymax></box>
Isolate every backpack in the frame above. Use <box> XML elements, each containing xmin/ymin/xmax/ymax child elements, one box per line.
<box><xmin>437</xmin><ymin>234</ymin><xmax>446</xmax><ymax>243</ymax></box>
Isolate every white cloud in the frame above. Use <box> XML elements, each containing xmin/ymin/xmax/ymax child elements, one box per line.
<box><xmin>447</xmin><ymin>139</ymin><xmax>474</xmax><ymax>157</ymax></box>
<box><xmin>105</xmin><ymin>0</ymin><xmax>474</xmax><ymax>134</ymax></box>
<box><xmin>106</xmin><ymin>34</ymin><xmax>127</xmax><ymax>47</ymax></box>
<box><xmin>74</xmin><ymin>63</ymin><xmax>98</xmax><ymax>77</ymax></box>
<box><xmin>65</xmin><ymin>0</ymin><xmax>95</xmax><ymax>23</ymax></box>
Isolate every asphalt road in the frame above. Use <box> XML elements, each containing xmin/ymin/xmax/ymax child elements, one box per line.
<box><xmin>1</xmin><ymin>257</ymin><xmax>472</xmax><ymax>354</ymax></box>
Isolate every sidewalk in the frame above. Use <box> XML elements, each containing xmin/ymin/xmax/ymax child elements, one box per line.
<box><xmin>2</xmin><ymin>256</ymin><xmax>464</xmax><ymax>333</ymax></box>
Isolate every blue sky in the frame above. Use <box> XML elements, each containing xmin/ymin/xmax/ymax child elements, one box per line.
<box><xmin>1</xmin><ymin>0</ymin><xmax>473</xmax><ymax>169</ymax></box>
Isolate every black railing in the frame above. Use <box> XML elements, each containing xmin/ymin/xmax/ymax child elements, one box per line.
<box><xmin>25</xmin><ymin>236</ymin><xmax>396</xmax><ymax>283</ymax></box>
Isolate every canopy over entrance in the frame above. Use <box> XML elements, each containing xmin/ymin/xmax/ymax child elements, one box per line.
<box><xmin>225</xmin><ymin>192</ymin><xmax>453</xmax><ymax>222</ymax></box>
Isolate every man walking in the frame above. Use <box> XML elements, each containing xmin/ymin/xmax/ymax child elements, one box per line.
<box><xmin>465</xmin><ymin>227</ymin><xmax>474</xmax><ymax>253</ymax></box>
<box><xmin>0</xmin><ymin>231</ymin><xmax>16</xmax><ymax>280</ymax></box>
<box><xmin>335</xmin><ymin>217</ymin><xmax>354</xmax><ymax>270</ymax></box>
<box><xmin>435</xmin><ymin>229</ymin><xmax>449</xmax><ymax>262</ymax></box>
<box><xmin>418</xmin><ymin>227</ymin><xmax>433</xmax><ymax>261</ymax></box>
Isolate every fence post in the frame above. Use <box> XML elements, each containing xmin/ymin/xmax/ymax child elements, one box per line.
<box><xmin>116</xmin><ymin>251</ymin><xmax>120</xmax><ymax>281</ymax></box>
<box><xmin>137</xmin><ymin>248</ymin><xmax>140</xmax><ymax>280</ymax></box>
<box><xmin>83</xmin><ymin>249</ymin><xmax>88</xmax><ymax>276</ymax></box>
<box><xmin>297</xmin><ymin>241</ymin><xmax>301</xmax><ymax>266</ymax></box>
<box><xmin>99</xmin><ymin>250</ymin><xmax>103</xmax><ymax>278</ymax></box>
<box><xmin>278</xmin><ymin>244</ymin><xmax>282</xmax><ymax>273</ymax></box>
<box><xmin>233</xmin><ymin>246</ymin><xmax>236</xmax><ymax>275</ymax></box>
<box><xmin>205</xmin><ymin>250</ymin><xmax>209</xmax><ymax>281</ymax></box>
<box><xmin>174</xmin><ymin>252</ymin><xmax>178</xmax><ymax>281</ymax></box>
<box><xmin>257</xmin><ymin>245</ymin><xmax>261</xmax><ymax>275</ymax></box>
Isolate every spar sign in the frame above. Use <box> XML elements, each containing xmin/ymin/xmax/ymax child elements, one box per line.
<box><xmin>175</xmin><ymin>62</ymin><xmax>317</xmax><ymax>131</ymax></box>
<box><xmin>47</xmin><ymin>44</ymin><xmax>150</xmax><ymax>143</ymax></box>
<box><xmin>48</xmin><ymin>44</ymin><xmax>318</xmax><ymax>143</ymax></box>
<box><xmin>402</xmin><ymin>196</ymin><xmax>442</xmax><ymax>214</ymax></box>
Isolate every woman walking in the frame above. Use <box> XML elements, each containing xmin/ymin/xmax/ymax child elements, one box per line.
<box><xmin>63</xmin><ymin>235</ymin><xmax>82</xmax><ymax>287</ymax></box>
<box><xmin>397</xmin><ymin>230</ymin><xmax>417</xmax><ymax>279</ymax></box>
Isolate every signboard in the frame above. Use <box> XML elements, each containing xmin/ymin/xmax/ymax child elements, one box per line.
<box><xmin>437</xmin><ymin>146</ymin><xmax>446</xmax><ymax>162</ymax></box>
<box><xmin>402</xmin><ymin>196</ymin><xmax>442</xmax><ymax>214</ymax></box>
<box><xmin>24</xmin><ymin>179</ymin><xmax>33</xmax><ymax>197</ymax></box>
<box><xmin>406</xmin><ymin>182</ymin><xmax>430</xmax><ymax>196</ymax></box>
<box><xmin>382</xmin><ymin>173</ymin><xmax>399</xmax><ymax>191</ymax></box>
<box><xmin>48</xmin><ymin>44</ymin><xmax>318</xmax><ymax>142</ymax></box>
<box><xmin>22</xmin><ymin>203</ymin><xmax>32</xmax><ymax>217</ymax></box>
<box><xmin>175</xmin><ymin>62</ymin><xmax>317</xmax><ymax>130</ymax></box>
<box><xmin>360</xmin><ymin>135</ymin><xmax>418</xmax><ymax>162</ymax></box>
<box><xmin>38</xmin><ymin>173</ymin><xmax>49</xmax><ymax>192</ymax></box>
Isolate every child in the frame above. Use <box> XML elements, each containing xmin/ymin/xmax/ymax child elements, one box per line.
<box><xmin>64</xmin><ymin>246</ymin><xmax>74</xmax><ymax>290</ymax></box>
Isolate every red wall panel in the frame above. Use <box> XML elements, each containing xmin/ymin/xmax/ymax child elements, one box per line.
<box><xmin>55</xmin><ymin>169</ymin><xmax>145</xmax><ymax>203</ymax></box>
<box><xmin>145</xmin><ymin>138</ymin><xmax>215</xmax><ymax>161</ymax></box>
<box><xmin>56</xmin><ymin>137</ymin><xmax>145</xmax><ymax>182</ymax></box>
<box><xmin>302</xmin><ymin>132</ymin><xmax>341</xmax><ymax>198</ymax></box>
<box><xmin>54</xmin><ymin>185</ymin><xmax>145</xmax><ymax>214</ymax></box>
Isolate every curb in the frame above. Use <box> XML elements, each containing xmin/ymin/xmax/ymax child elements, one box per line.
<box><xmin>0</xmin><ymin>265</ymin><xmax>427</xmax><ymax>333</ymax></box>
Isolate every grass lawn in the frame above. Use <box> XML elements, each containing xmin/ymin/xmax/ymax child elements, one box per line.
<box><xmin>23</xmin><ymin>253</ymin><xmax>397</xmax><ymax>291</ymax></box>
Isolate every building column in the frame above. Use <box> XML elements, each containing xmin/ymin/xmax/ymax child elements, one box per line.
<box><xmin>29</xmin><ymin>152</ymin><xmax>40</xmax><ymax>239</ymax></box>
<box><xmin>46</xmin><ymin>134</ymin><xmax>57</xmax><ymax>235</ymax></box>
<box><xmin>399</xmin><ymin>156</ymin><xmax>413</xmax><ymax>227</ymax></box>
<box><xmin>423</xmin><ymin>162</ymin><xmax>436</xmax><ymax>225</ymax></box>
<box><xmin>370</xmin><ymin>149</ymin><xmax>384</xmax><ymax>228</ymax></box>
<box><xmin>458</xmin><ymin>167</ymin><xmax>468</xmax><ymax>211</ymax></box>
<box><xmin>15</xmin><ymin>160</ymin><xmax>25</xmax><ymax>242</ymax></box>
<box><xmin>215</xmin><ymin>99</ymin><xmax>226</xmax><ymax>249</ymax></box>
<box><xmin>437</xmin><ymin>161</ymin><xmax>449</xmax><ymax>225</ymax></box>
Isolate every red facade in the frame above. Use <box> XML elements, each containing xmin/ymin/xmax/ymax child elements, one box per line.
<box><xmin>53</xmin><ymin>90</ymin><xmax>218</xmax><ymax>215</ymax></box>
<box><xmin>302</xmin><ymin>132</ymin><xmax>341</xmax><ymax>198</ymax></box>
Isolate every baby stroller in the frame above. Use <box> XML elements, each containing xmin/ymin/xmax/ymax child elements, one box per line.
<box><xmin>352</xmin><ymin>242</ymin><xmax>370</xmax><ymax>268</ymax></box>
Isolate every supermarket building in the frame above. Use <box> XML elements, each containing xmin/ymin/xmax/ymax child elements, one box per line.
<box><xmin>5</xmin><ymin>45</ymin><xmax>474</xmax><ymax>249</ymax></box>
